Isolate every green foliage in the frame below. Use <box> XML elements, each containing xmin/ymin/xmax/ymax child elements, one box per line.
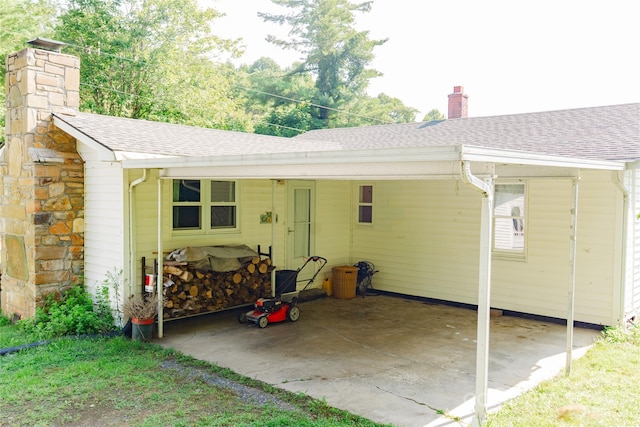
<box><xmin>0</xmin><ymin>312</ymin><xmax>11</xmax><ymax>327</ymax></box>
<box><xmin>0</xmin><ymin>0</ymin><xmax>57</xmax><ymax>144</ymax></box>
<box><xmin>601</xmin><ymin>324</ymin><xmax>640</xmax><ymax>345</ymax></box>
<box><xmin>18</xmin><ymin>285</ymin><xmax>116</xmax><ymax>339</ymax></box>
<box><xmin>422</xmin><ymin>108</ymin><xmax>446</xmax><ymax>122</ymax></box>
<box><xmin>259</xmin><ymin>0</ymin><xmax>388</xmax><ymax>123</ymax></box>
<box><xmin>53</xmin><ymin>0</ymin><xmax>250</xmax><ymax>130</ymax></box>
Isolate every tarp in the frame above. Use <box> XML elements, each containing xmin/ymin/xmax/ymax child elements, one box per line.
<box><xmin>166</xmin><ymin>245</ymin><xmax>259</xmax><ymax>272</ymax></box>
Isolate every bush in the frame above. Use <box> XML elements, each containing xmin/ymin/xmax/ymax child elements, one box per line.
<box><xmin>18</xmin><ymin>285</ymin><xmax>117</xmax><ymax>339</ymax></box>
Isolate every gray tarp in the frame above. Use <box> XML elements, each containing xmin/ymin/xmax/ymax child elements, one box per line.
<box><xmin>166</xmin><ymin>245</ymin><xmax>259</xmax><ymax>272</ymax></box>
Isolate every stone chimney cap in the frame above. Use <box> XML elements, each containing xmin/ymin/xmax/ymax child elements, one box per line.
<box><xmin>27</xmin><ymin>37</ymin><xmax>66</xmax><ymax>53</ymax></box>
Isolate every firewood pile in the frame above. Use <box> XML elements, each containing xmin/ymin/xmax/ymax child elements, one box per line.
<box><xmin>162</xmin><ymin>256</ymin><xmax>274</xmax><ymax>319</ymax></box>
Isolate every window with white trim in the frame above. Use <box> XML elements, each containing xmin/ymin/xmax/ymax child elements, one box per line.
<box><xmin>357</xmin><ymin>185</ymin><xmax>373</xmax><ymax>224</ymax></box>
<box><xmin>493</xmin><ymin>183</ymin><xmax>526</xmax><ymax>255</ymax></box>
<box><xmin>172</xmin><ymin>180</ymin><xmax>239</xmax><ymax>232</ymax></box>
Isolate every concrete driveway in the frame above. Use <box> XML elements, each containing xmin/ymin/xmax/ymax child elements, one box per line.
<box><xmin>155</xmin><ymin>294</ymin><xmax>599</xmax><ymax>427</ymax></box>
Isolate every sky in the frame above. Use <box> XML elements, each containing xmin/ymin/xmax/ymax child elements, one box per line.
<box><xmin>204</xmin><ymin>0</ymin><xmax>639</xmax><ymax>120</ymax></box>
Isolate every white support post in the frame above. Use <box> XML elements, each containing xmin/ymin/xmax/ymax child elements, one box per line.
<box><xmin>565</xmin><ymin>177</ymin><xmax>580</xmax><ymax>375</ymax></box>
<box><xmin>473</xmin><ymin>179</ymin><xmax>494</xmax><ymax>426</ymax></box>
<box><xmin>460</xmin><ymin>161</ymin><xmax>494</xmax><ymax>427</ymax></box>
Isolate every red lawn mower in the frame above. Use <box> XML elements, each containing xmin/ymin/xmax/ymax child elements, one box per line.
<box><xmin>239</xmin><ymin>256</ymin><xmax>327</xmax><ymax>328</ymax></box>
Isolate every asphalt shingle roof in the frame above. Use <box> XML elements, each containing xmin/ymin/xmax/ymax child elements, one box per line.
<box><xmin>53</xmin><ymin>112</ymin><xmax>341</xmax><ymax>157</ymax></box>
<box><xmin>54</xmin><ymin>103</ymin><xmax>639</xmax><ymax>162</ymax></box>
<box><xmin>296</xmin><ymin>103</ymin><xmax>640</xmax><ymax>162</ymax></box>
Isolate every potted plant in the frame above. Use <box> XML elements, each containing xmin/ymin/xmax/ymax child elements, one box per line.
<box><xmin>123</xmin><ymin>293</ymin><xmax>158</xmax><ymax>341</ymax></box>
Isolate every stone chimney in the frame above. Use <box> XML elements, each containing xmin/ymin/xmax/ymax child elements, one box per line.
<box><xmin>447</xmin><ymin>85</ymin><xmax>468</xmax><ymax>119</ymax></box>
<box><xmin>1</xmin><ymin>41</ymin><xmax>84</xmax><ymax>318</ymax></box>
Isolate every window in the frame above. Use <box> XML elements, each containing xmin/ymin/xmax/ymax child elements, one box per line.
<box><xmin>493</xmin><ymin>183</ymin><xmax>526</xmax><ymax>255</ymax></box>
<box><xmin>210</xmin><ymin>181</ymin><xmax>236</xmax><ymax>229</ymax></box>
<box><xmin>357</xmin><ymin>185</ymin><xmax>373</xmax><ymax>224</ymax></box>
<box><xmin>172</xmin><ymin>180</ymin><xmax>238</xmax><ymax>232</ymax></box>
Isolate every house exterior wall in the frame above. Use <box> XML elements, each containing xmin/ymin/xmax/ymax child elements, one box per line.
<box><xmin>129</xmin><ymin>176</ymin><xmax>351</xmax><ymax>295</ymax></box>
<box><xmin>80</xmin><ymin>156</ymin><xmax>126</xmax><ymax>303</ymax></box>
<box><xmin>124</xmin><ymin>170</ymin><xmax>621</xmax><ymax>325</ymax></box>
<box><xmin>631</xmin><ymin>169</ymin><xmax>640</xmax><ymax>320</ymax></box>
<box><xmin>350</xmin><ymin>172</ymin><xmax>621</xmax><ymax>326</ymax></box>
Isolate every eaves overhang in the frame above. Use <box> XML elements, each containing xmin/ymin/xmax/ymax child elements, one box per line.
<box><xmin>119</xmin><ymin>144</ymin><xmax>624</xmax><ymax>180</ymax></box>
<box><xmin>53</xmin><ymin>115</ymin><xmax>117</xmax><ymax>161</ymax></box>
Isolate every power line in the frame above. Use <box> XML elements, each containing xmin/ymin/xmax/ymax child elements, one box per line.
<box><xmin>68</xmin><ymin>41</ymin><xmax>398</xmax><ymax>127</ymax></box>
<box><xmin>235</xmin><ymin>85</ymin><xmax>395</xmax><ymax>125</ymax></box>
<box><xmin>80</xmin><ymin>82</ymin><xmax>307</xmax><ymax>133</ymax></box>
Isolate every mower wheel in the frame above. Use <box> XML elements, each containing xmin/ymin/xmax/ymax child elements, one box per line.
<box><xmin>238</xmin><ymin>312</ymin><xmax>247</xmax><ymax>323</ymax></box>
<box><xmin>287</xmin><ymin>305</ymin><xmax>300</xmax><ymax>322</ymax></box>
<box><xmin>258</xmin><ymin>315</ymin><xmax>269</xmax><ymax>328</ymax></box>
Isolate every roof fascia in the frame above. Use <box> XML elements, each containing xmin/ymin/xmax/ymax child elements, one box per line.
<box><xmin>52</xmin><ymin>115</ymin><xmax>116</xmax><ymax>161</ymax></box>
<box><xmin>460</xmin><ymin>146</ymin><xmax>624</xmax><ymax>171</ymax></box>
<box><xmin>121</xmin><ymin>145</ymin><xmax>464</xmax><ymax>170</ymax></box>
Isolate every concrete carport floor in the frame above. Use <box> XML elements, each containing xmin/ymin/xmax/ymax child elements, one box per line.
<box><xmin>155</xmin><ymin>294</ymin><xmax>599</xmax><ymax>427</ymax></box>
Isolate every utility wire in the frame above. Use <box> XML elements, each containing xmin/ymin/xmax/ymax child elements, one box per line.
<box><xmin>235</xmin><ymin>85</ymin><xmax>395</xmax><ymax>125</ymax></box>
<box><xmin>68</xmin><ymin>41</ymin><xmax>396</xmax><ymax>127</ymax></box>
<box><xmin>80</xmin><ymin>82</ymin><xmax>307</xmax><ymax>133</ymax></box>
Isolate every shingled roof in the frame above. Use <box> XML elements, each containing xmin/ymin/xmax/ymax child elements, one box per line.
<box><xmin>296</xmin><ymin>103</ymin><xmax>640</xmax><ymax>162</ymax></box>
<box><xmin>54</xmin><ymin>103</ymin><xmax>639</xmax><ymax>162</ymax></box>
<box><xmin>53</xmin><ymin>112</ymin><xmax>341</xmax><ymax>158</ymax></box>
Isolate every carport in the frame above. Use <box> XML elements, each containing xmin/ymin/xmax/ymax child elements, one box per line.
<box><xmin>155</xmin><ymin>293</ymin><xmax>599</xmax><ymax>426</ymax></box>
<box><xmin>121</xmin><ymin>144</ymin><xmax>622</xmax><ymax>425</ymax></box>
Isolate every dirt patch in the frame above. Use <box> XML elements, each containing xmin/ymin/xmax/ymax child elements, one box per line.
<box><xmin>160</xmin><ymin>359</ymin><xmax>300</xmax><ymax>412</ymax></box>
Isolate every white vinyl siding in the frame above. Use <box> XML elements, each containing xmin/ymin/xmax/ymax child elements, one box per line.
<box><xmin>628</xmin><ymin>169</ymin><xmax>640</xmax><ymax>320</ymax></box>
<box><xmin>315</xmin><ymin>181</ymin><xmax>351</xmax><ymax>267</ymax></box>
<box><xmin>133</xmin><ymin>178</ymin><xmax>286</xmax><ymax>285</ymax></box>
<box><xmin>127</xmin><ymin>173</ymin><xmax>621</xmax><ymax>325</ymax></box>
<box><xmin>351</xmin><ymin>180</ymin><xmax>482</xmax><ymax>304</ymax></box>
<box><xmin>351</xmin><ymin>174</ymin><xmax>620</xmax><ymax>325</ymax></box>
<box><xmin>83</xmin><ymin>161</ymin><xmax>126</xmax><ymax>297</ymax></box>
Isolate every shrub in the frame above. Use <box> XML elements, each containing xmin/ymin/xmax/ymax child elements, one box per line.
<box><xmin>18</xmin><ymin>284</ymin><xmax>117</xmax><ymax>339</ymax></box>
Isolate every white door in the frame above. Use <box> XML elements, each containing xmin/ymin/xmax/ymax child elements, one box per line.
<box><xmin>286</xmin><ymin>181</ymin><xmax>316</xmax><ymax>284</ymax></box>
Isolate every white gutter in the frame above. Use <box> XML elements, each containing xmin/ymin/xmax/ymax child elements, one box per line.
<box><xmin>612</xmin><ymin>170</ymin><xmax>630</xmax><ymax>327</ymax></box>
<box><xmin>460</xmin><ymin>161</ymin><xmax>494</xmax><ymax>427</ymax></box>
<box><xmin>157</xmin><ymin>177</ymin><xmax>164</xmax><ymax>338</ymax></box>
<box><xmin>128</xmin><ymin>169</ymin><xmax>149</xmax><ymax>302</ymax></box>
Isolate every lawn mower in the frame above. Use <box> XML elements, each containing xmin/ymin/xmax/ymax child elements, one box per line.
<box><xmin>239</xmin><ymin>256</ymin><xmax>327</xmax><ymax>328</ymax></box>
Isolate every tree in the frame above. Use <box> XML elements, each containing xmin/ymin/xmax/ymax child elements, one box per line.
<box><xmin>423</xmin><ymin>108</ymin><xmax>445</xmax><ymax>122</ymax></box>
<box><xmin>53</xmin><ymin>0</ymin><xmax>250</xmax><ymax>130</ymax></box>
<box><xmin>0</xmin><ymin>0</ymin><xmax>57</xmax><ymax>143</ymax></box>
<box><xmin>259</xmin><ymin>0</ymin><xmax>387</xmax><ymax>124</ymax></box>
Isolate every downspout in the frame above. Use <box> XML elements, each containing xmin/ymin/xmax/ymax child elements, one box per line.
<box><xmin>460</xmin><ymin>161</ymin><xmax>494</xmax><ymax>427</ymax></box>
<box><xmin>128</xmin><ymin>169</ymin><xmax>149</xmax><ymax>301</ymax></box>
<box><xmin>612</xmin><ymin>170</ymin><xmax>630</xmax><ymax>327</ymax></box>
<box><xmin>271</xmin><ymin>180</ymin><xmax>277</xmax><ymax>297</ymax></box>
<box><xmin>157</xmin><ymin>176</ymin><xmax>164</xmax><ymax>338</ymax></box>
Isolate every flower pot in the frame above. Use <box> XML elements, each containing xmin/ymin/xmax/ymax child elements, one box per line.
<box><xmin>131</xmin><ymin>317</ymin><xmax>154</xmax><ymax>341</ymax></box>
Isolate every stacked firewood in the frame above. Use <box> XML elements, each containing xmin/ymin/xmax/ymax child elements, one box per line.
<box><xmin>162</xmin><ymin>257</ymin><xmax>274</xmax><ymax>319</ymax></box>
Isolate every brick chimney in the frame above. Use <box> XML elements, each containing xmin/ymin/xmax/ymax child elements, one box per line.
<box><xmin>447</xmin><ymin>86</ymin><xmax>468</xmax><ymax>119</ymax></box>
<box><xmin>1</xmin><ymin>40</ymin><xmax>84</xmax><ymax>318</ymax></box>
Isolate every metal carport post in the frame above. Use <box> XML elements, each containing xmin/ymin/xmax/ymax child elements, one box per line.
<box><xmin>460</xmin><ymin>161</ymin><xmax>494</xmax><ymax>426</ymax></box>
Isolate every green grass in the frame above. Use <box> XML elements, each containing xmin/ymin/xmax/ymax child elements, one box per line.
<box><xmin>488</xmin><ymin>325</ymin><xmax>640</xmax><ymax>426</ymax></box>
<box><xmin>0</xmin><ymin>318</ymin><xmax>386</xmax><ymax>427</ymax></box>
<box><xmin>3</xmin><ymin>313</ymin><xmax>640</xmax><ymax>426</ymax></box>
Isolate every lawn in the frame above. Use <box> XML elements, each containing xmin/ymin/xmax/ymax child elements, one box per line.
<box><xmin>2</xmin><ymin>314</ymin><xmax>640</xmax><ymax>426</ymax></box>
<box><xmin>0</xmin><ymin>325</ymin><xmax>387</xmax><ymax>426</ymax></box>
